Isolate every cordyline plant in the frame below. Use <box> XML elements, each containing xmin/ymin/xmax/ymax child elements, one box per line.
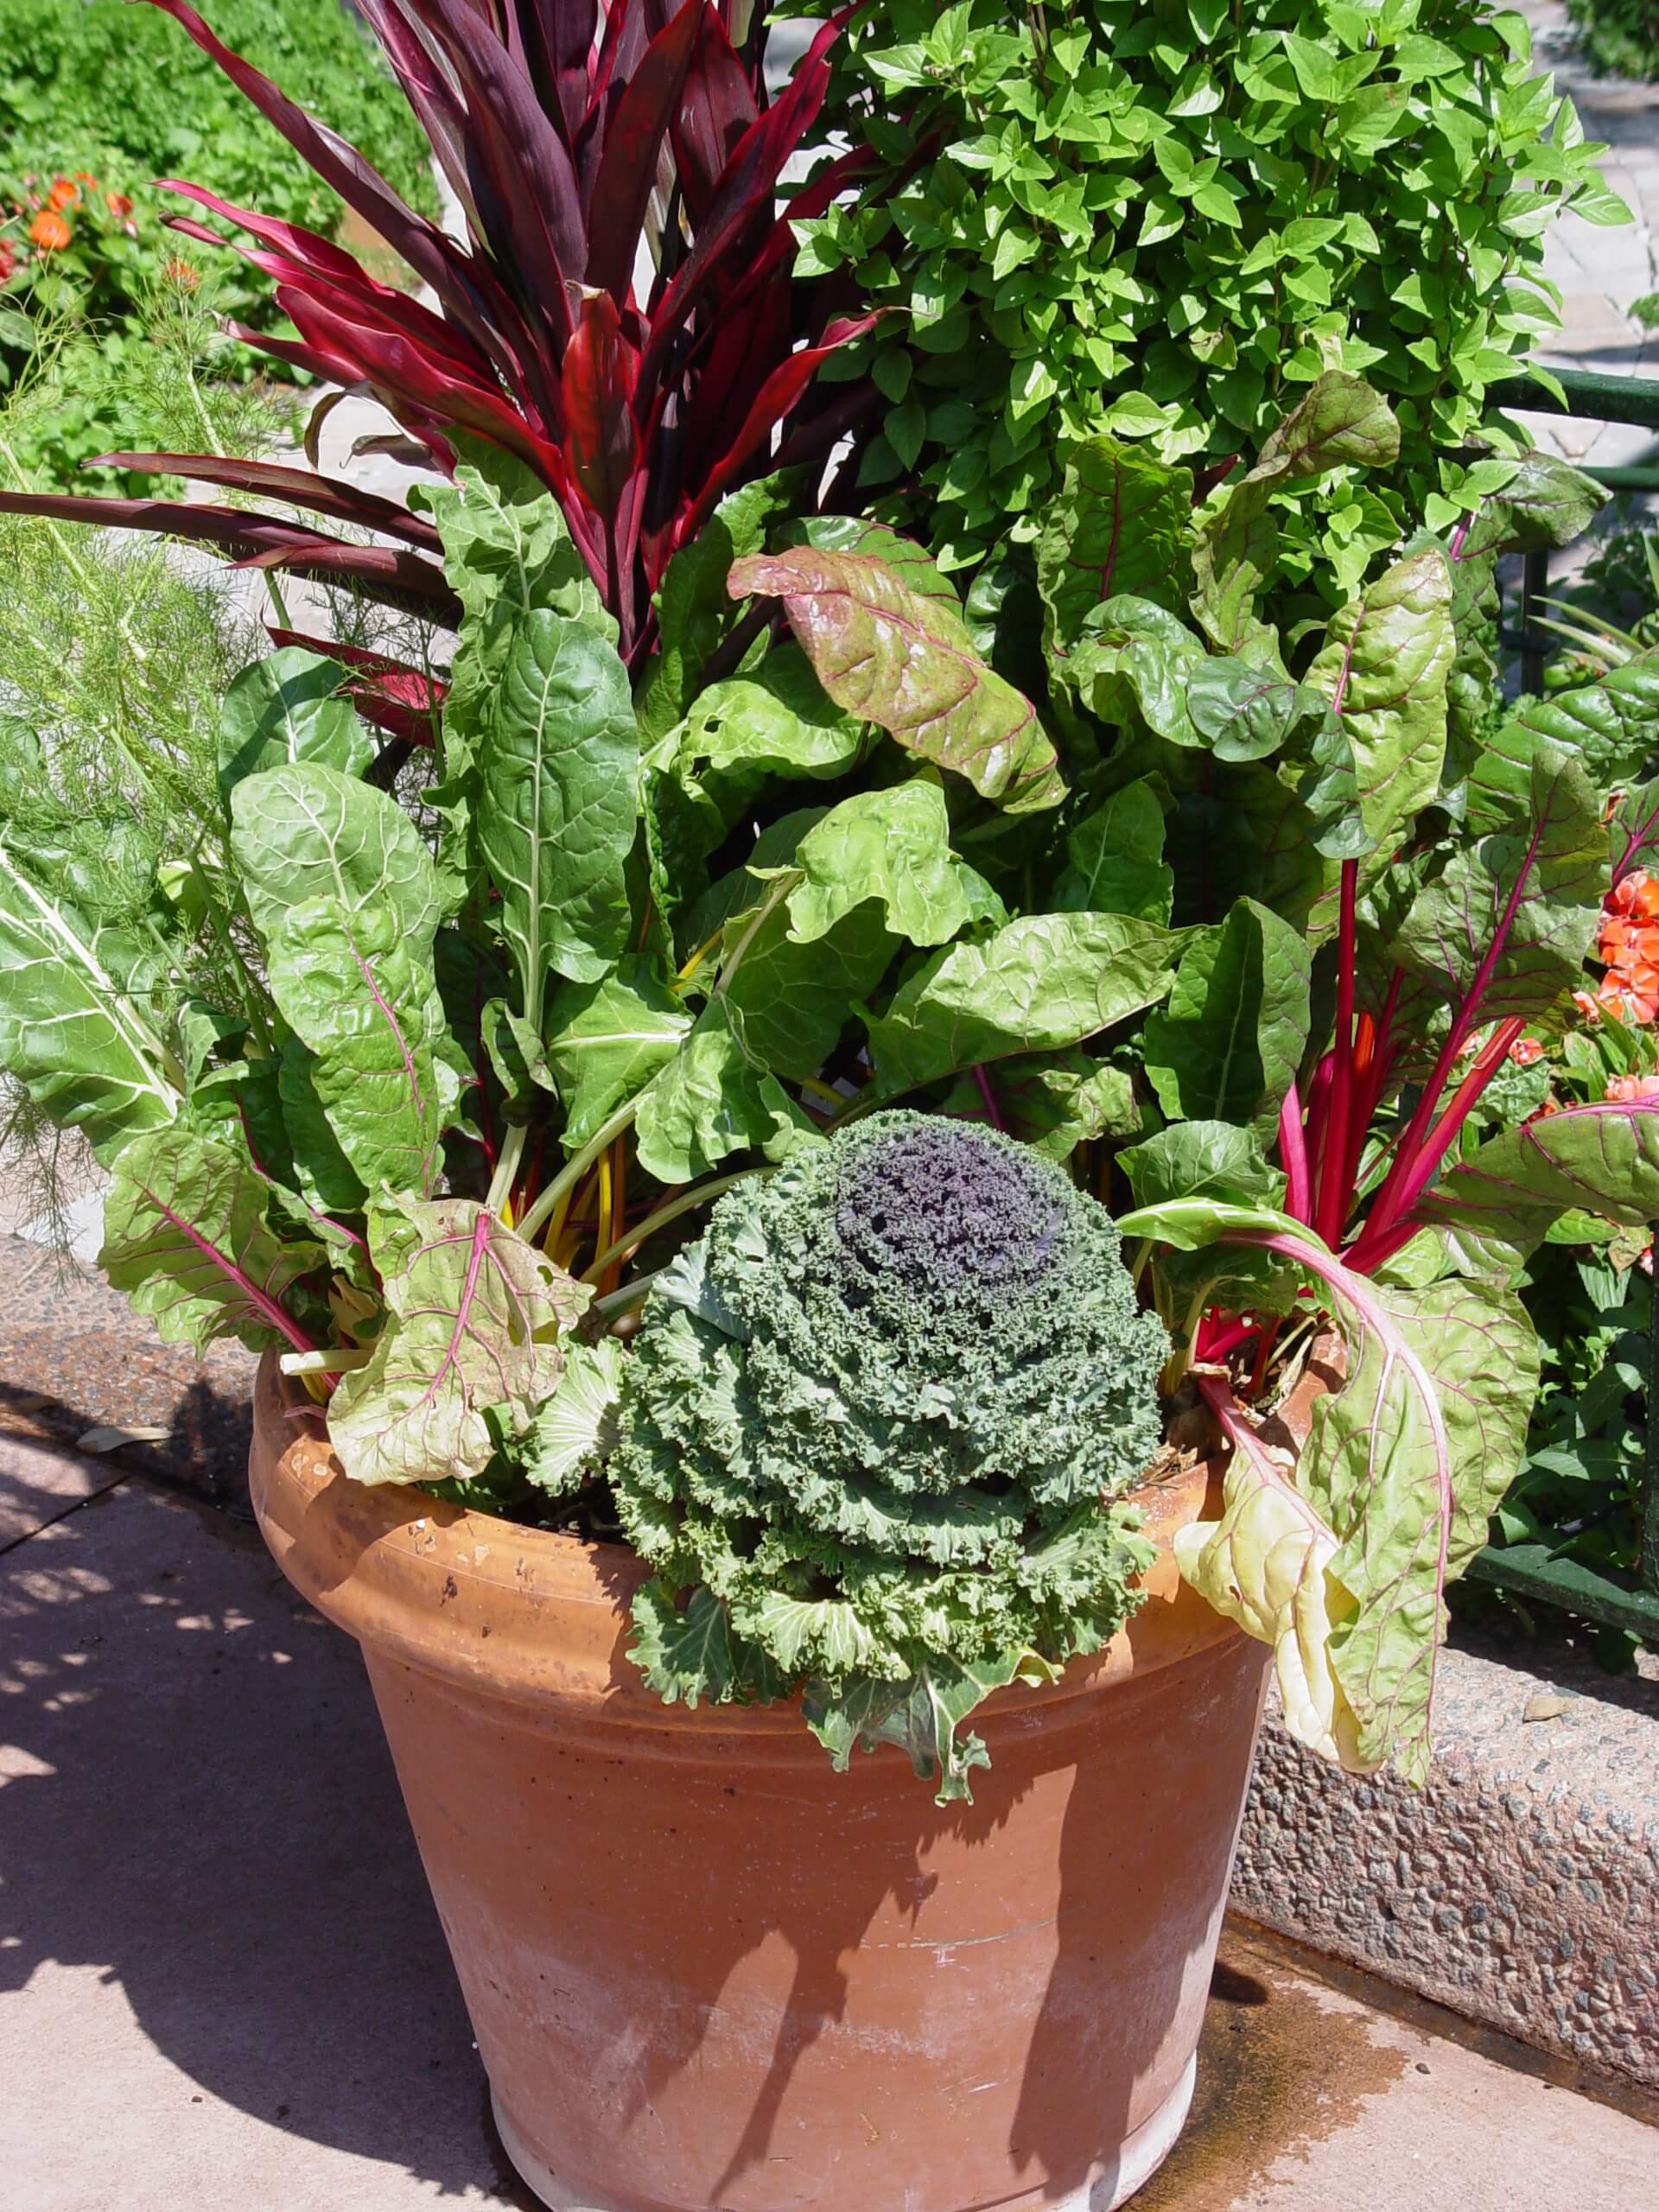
<box><xmin>0</xmin><ymin>0</ymin><xmax>875</xmax><ymax>664</ymax></box>
<box><xmin>6</xmin><ymin>384</ymin><xmax>1659</xmax><ymax>1796</ymax></box>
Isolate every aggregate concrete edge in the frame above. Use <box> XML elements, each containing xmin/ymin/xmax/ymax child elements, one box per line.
<box><xmin>1233</xmin><ymin>1627</ymin><xmax>1659</xmax><ymax>2092</ymax></box>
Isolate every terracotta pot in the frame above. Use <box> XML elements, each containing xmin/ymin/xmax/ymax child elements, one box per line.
<box><xmin>250</xmin><ymin>1354</ymin><xmax>1271</xmax><ymax>2212</ymax></box>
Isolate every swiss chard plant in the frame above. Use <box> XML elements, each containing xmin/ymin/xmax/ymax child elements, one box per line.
<box><xmin>4</xmin><ymin>379</ymin><xmax>1658</xmax><ymax>1798</ymax></box>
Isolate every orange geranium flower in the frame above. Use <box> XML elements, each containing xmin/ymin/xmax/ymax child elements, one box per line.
<box><xmin>105</xmin><ymin>191</ymin><xmax>134</xmax><ymax>219</ymax></box>
<box><xmin>1605</xmin><ymin>1073</ymin><xmax>1659</xmax><ymax>1103</ymax></box>
<box><xmin>1595</xmin><ymin>868</ymin><xmax>1659</xmax><ymax>1024</ymax></box>
<box><xmin>29</xmin><ymin>210</ymin><xmax>72</xmax><ymax>252</ymax></box>
<box><xmin>46</xmin><ymin>177</ymin><xmax>79</xmax><ymax>213</ymax></box>
<box><xmin>1508</xmin><ymin>1036</ymin><xmax>1545</xmax><ymax>1067</ymax></box>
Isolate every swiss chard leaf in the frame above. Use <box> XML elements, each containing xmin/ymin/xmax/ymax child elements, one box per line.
<box><xmin>772</xmin><ymin>779</ymin><xmax>983</xmax><ymax>947</ymax></box>
<box><xmin>864</xmin><ymin>912</ymin><xmax>1185</xmax><ymax>1096</ymax></box>
<box><xmin>1052</xmin><ymin>780</ymin><xmax>1175</xmax><ymax>923</ymax></box>
<box><xmin>1142</xmin><ymin>897</ymin><xmax>1312</xmax><ymax>1135</ymax></box>
<box><xmin>0</xmin><ymin>845</ymin><xmax>178</xmax><ymax>1160</ymax></box>
<box><xmin>99</xmin><ymin>1126</ymin><xmax>324</xmax><ymax>1355</ymax></box>
<box><xmin>1390</xmin><ymin>741</ymin><xmax>1605</xmax><ymax>1026</ymax></box>
<box><xmin>474</xmin><ymin>603</ymin><xmax>639</xmax><ymax>1004</ymax></box>
<box><xmin>265</xmin><ymin>894</ymin><xmax>448</xmax><ymax>1196</ymax></box>
<box><xmin>728</xmin><ymin>547</ymin><xmax>1066</xmax><ymax>814</ymax></box>
<box><xmin>230</xmin><ymin>763</ymin><xmax>443</xmax><ymax>947</ymax></box>
<box><xmin>1304</xmin><ymin>550</ymin><xmax>1456</xmax><ymax>854</ymax></box>
<box><xmin>1193</xmin><ymin>373</ymin><xmax>1400</xmax><ymax>652</ymax></box>
<box><xmin>632</xmin><ymin>1000</ymin><xmax>812</xmax><ymax>1184</ymax></box>
<box><xmin>544</xmin><ymin>959</ymin><xmax>694</xmax><ymax>1152</ymax></box>
<box><xmin>327</xmin><ymin>1195</ymin><xmax>589</xmax><ymax>1486</ymax></box>
<box><xmin>1037</xmin><ymin>438</ymin><xmax>1194</xmax><ymax>654</ymax></box>
<box><xmin>216</xmin><ymin>647</ymin><xmax>371</xmax><ymax>798</ymax></box>
<box><xmin>1424</xmin><ymin>1100</ymin><xmax>1659</xmax><ymax>1259</ymax></box>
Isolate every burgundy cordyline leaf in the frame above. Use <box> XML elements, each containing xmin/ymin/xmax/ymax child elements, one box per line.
<box><xmin>2</xmin><ymin>0</ymin><xmax>874</xmax><ymax>664</ymax></box>
<box><xmin>92</xmin><ymin>453</ymin><xmax>444</xmax><ymax>551</ymax></box>
<box><xmin>267</xmin><ymin>627</ymin><xmax>448</xmax><ymax>744</ymax></box>
<box><xmin>584</xmin><ymin>0</ymin><xmax>702</xmax><ymax>300</ymax></box>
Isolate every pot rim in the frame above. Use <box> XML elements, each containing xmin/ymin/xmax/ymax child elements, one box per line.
<box><xmin>249</xmin><ymin>1352</ymin><xmax>1242</xmax><ymax>1733</ymax></box>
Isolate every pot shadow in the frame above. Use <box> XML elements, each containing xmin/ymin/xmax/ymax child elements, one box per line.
<box><xmin>0</xmin><ymin>1431</ymin><xmax>514</xmax><ymax>2201</ymax></box>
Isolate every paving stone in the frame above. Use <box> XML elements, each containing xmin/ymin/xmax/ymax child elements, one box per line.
<box><xmin>0</xmin><ymin>1429</ymin><xmax>124</xmax><ymax>1551</ymax></box>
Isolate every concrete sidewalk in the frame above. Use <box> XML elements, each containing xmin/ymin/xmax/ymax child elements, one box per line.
<box><xmin>3</xmin><ymin>1447</ymin><xmax>1655</xmax><ymax>2212</ymax></box>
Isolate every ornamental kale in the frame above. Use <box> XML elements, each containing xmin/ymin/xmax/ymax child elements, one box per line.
<box><xmin>607</xmin><ymin>1113</ymin><xmax>1167</xmax><ymax>1802</ymax></box>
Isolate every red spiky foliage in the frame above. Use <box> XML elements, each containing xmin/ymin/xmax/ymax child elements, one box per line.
<box><xmin>0</xmin><ymin>0</ymin><xmax>876</xmax><ymax>666</ymax></box>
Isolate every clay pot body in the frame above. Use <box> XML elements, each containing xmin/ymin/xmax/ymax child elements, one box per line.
<box><xmin>250</xmin><ymin>1355</ymin><xmax>1270</xmax><ymax>2212</ymax></box>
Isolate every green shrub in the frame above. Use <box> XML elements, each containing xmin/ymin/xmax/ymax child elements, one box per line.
<box><xmin>803</xmin><ymin>0</ymin><xmax>1627</xmax><ymax>604</ymax></box>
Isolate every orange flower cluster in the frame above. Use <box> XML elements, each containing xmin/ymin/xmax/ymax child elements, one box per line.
<box><xmin>1597</xmin><ymin>868</ymin><xmax>1659</xmax><ymax>1024</ymax></box>
<box><xmin>1</xmin><ymin>171</ymin><xmax>141</xmax><ymax>282</ymax></box>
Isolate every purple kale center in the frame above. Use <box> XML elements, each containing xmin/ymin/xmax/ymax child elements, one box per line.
<box><xmin>833</xmin><ymin>1123</ymin><xmax>1065</xmax><ymax>1304</ymax></box>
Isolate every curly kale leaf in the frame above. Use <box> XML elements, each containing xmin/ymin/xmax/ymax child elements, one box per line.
<box><xmin>610</xmin><ymin>1112</ymin><xmax>1166</xmax><ymax>1799</ymax></box>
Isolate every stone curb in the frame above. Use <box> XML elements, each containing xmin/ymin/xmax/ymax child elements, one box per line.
<box><xmin>1233</xmin><ymin>1627</ymin><xmax>1659</xmax><ymax>2091</ymax></box>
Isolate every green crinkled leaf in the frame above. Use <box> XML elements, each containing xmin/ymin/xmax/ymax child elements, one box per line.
<box><xmin>629</xmin><ymin>1579</ymin><xmax>788</xmax><ymax>1707</ymax></box>
<box><xmin>1037</xmin><ymin>438</ymin><xmax>1194</xmax><ymax>655</ymax></box>
<box><xmin>777</xmin><ymin>779</ymin><xmax>979</xmax><ymax>946</ymax></box>
<box><xmin>99</xmin><ymin>1127</ymin><xmax>325</xmax><ymax>1355</ymax></box>
<box><xmin>0</xmin><ymin>844</ymin><xmax>178</xmax><ymax>1161</ymax></box>
<box><xmin>632</xmin><ymin>1000</ymin><xmax>811</xmax><ymax>1184</ymax></box>
<box><xmin>1143</xmin><ymin>897</ymin><xmax>1311</xmax><ymax>1135</ymax></box>
<box><xmin>524</xmin><ymin>1336</ymin><xmax>626</xmax><ymax>1496</ymax></box>
<box><xmin>1119</xmin><ymin>1120</ymin><xmax>1284</xmax><ymax>1211</ymax></box>
<box><xmin>544</xmin><ymin>958</ymin><xmax>693</xmax><ymax>1151</ymax></box>
<box><xmin>803</xmin><ymin>1650</ymin><xmax>1029</xmax><ymax>1804</ymax></box>
<box><xmin>216</xmin><ymin>648</ymin><xmax>371</xmax><ymax>798</ymax></box>
<box><xmin>1053</xmin><ymin>780</ymin><xmax>1174</xmax><ymax>922</ymax></box>
<box><xmin>327</xmin><ymin>1195</ymin><xmax>589</xmax><ymax>1486</ymax></box>
<box><xmin>230</xmin><ymin>763</ymin><xmax>443</xmax><ymax>947</ymax></box>
<box><xmin>1423</xmin><ymin>1101</ymin><xmax>1659</xmax><ymax>1259</ymax></box>
<box><xmin>265</xmin><ymin>894</ymin><xmax>448</xmax><ymax>1196</ymax></box>
<box><xmin>1391</xmin><ymin>741</ymin><xmax>1605</xmax><ymax>1025</ymax></box>
<box><xmin>1469</xmin><ymin>650</ymin><xmax>1659</xmax><ymax>832</ymax></box>
<box><xmin>729</xmin><ymin>547</ymin><xmax>1065</xmax><ymax>814</ymax></box>
<box><xmin>865</xmin><ymin>912</ymin><xmax>1185</xmax><ymax>1096</ymax></box>
<box><xmin>720</xmin><ymin>893</ymin><xmax>898</xmax><ymax>1082</ymax></box>
<box><xmin>1304</xmin><ymin>550</ymin><xmax>1455</xmax><ymax>852</ymax></box>
<box><xmin>476</xmin><ymin>606</ymin><xmax>639</xmax><ymax>1003</ymax></box>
